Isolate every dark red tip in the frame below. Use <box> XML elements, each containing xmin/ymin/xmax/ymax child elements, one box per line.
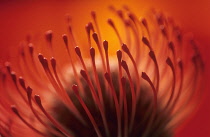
<box><xmin>80</xmin><ymin>70</ymin><xmax>88</xmax><ymax>81</ymax></box>
<box><xmin>176</xmin><ymin>31</ymin><xmax>182</xmax><ymax>42</ymax></box>
<box><xmin>38</xmin><ymin>54</ymin><xmax>48</xmax><ymax>69</ymax></box>
<box><xmin>160</xmin><ymin>25</ymin><xmax>168</xmax><ymax>37</ymax></box>
<box><xmin>116</xmin><ymin>50</ymin><xmax>122</xmax><ymax>62</ymax></box>
<box><xmin>142</xmin><ymin>37</ymin><xmax>150</xmax><ymax>47</ymax></box>
<box><xmin>45</xmin><ymin>30</ymin><xmax>53</xmax><ymax>43</ymax></box>
<box><xmin>149</xmin><ymin>51</ymin><xmax>155</xmax><ymax>60</ymax></box>
<box><xmin>26</xmin><ymin>86</ymin><xmax>32</xmax><ymax>97</ymax></box>
<box><xmin>117</xmin><ymin>10</ymin><xmax>123</xmax><ymax>18</ymax></box>
<box><xmin>87</xmin><ymin>22</ymin><xmax>94</xmax><ymax>31</ymax></box>
<box><xmin>107</xmin><ymin>18</ymin><xmax>114</xmax><ymax>27</ymax></box>
<box><xmin>168</xmin><ymin>42</ymin><xmax>174</xmax><ymax>52</ymax></box>
<box><xmin>124</xmin><ymin>19</ymin><xmax>131</xmax><ymax>26</ymax></box>
<box><xmin>166</xmin><ymin>57</ymin><xmax>173</xmax><ymax>67</ymax></box>
<box><xmin>128</xmin><ymin>13</ymin><xmax>135</xmax><ymax>21</ymax></box>
<box><xmin>141</xmin><ymin>72</ymin><xmax>149</xmax><ymax>81</ymax></box>
<box><xmin>103</xmin><ymin>40</ymin><xmax>108</xmax><ymax>51</ymax></box>
<box><xmin>156</xmin><ymin>13</ymin><xmax>164</xmax><ymax>25</ymax></box>
<box><xmin>10</xmin><ymin>71</ymin><xmax>17</xmax><ymax>83</ymax></box>
<box><xmin>91</xmin><ymin>11</ymin><xmax>96</xmax><ymax>19</ymax></box>
<box><xmin>90</xmin><ymin>47</ymin><xmax>95</xmax><ymax>60</ymax></box>
<box><xmin>75</xmin><ymin>46</ymin><xmax>81</xmax><ymax>57</ymax></box>
<box><xmin>11</xmin><ymin>105</ymin><xmax>19</xmax><ymax>115</ymax></box>
<box><xmin>178</xmin><ymin>60</ymin><xmax>183</xmax><ymax>69</ymax></box>
<box><xmin>43</xmin><ymin>58</ymin><xmax>49</xmax><ymax>68</ymax></box>
<box><xmin>34</xmin><ymin>95</ymin><xmax>41</xmax><ymax>106</ymax></box>
<box><xmin>141</xmin><ymin>18</ymin><xmax>148</xmax><ymax>28</ymax></box>
<box><xmin>68</xmin><ymin>25</ymin><xmax>73</xmax><ymax>33</ymax></box>
<box><xmin>72</xmin><ymin>84</ymin><xmax>79</xmax><ymax>95</ymax></box>
<box><xmin>122</xmin><ymin>43</ymin><xmax>130</xmax><ymax>54</ymax></box>
<box><xmin>86</xmin><ymin>22</ymin><xmax>94</xmax><ymax>34</ymax></box>
<box><xmin>62</xmin><ymin>34</ymin><xmax>68</xmax><ymax>47</ymax></box>
<box><xmin>38</xmin><ymin>53</ymin><xmax>44</xmax><ymax>64</ymax></box>
<box><xmin>121</xmin><ymin>60</ymin><xmax>128</xmax><ymax>71</ymax></box>
<box><xmin>5</xmin><ymin>62</ymin><xmax>11</xmax><ymax>73</ymax></box>
<box><xmin>85</xmin><ymin>24</ymin><xmax>90</xmax><ymax>34</ymax></box>
<box><xmin>92</xmin><ymin>32</ymin><xmax>99</xmax><ymax>44</ymax></box>
<box><xmin>28</xmin><ymin>43</ymin><xmax>34</xmax><ymax>55</ymax></box>
<box><xmin>19</xmin><ymin>77</ymin><xmax>26</xmax><ymax>89</ymax></box>
<box><xmin>50</xmin><ymin>57</ymin><xmax>56</xmax><ymax>69</ymax></box>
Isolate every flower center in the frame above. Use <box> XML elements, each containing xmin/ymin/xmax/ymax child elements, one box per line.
<box><xmin>48</xmin><ymin>69</ymin><xmax>171</xmax><ymax>137</ymax></box>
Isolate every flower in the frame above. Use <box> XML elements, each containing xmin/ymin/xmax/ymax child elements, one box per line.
<box><xmin>0</xmin><ymin>3</ymin><xmax>205</xmax><ymax>137</ymax></box>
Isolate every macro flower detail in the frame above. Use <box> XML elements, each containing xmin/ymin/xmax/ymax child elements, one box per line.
<box><xmin>0</xmin><ymin>6</ymin><xmax>204</xmax><ymax>137</ymax></box>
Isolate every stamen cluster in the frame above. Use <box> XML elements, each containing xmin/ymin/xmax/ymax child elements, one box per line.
<box><xmin>0</xmin><ymin>7</ymin><xmax>204</xmax><ymax>137</ymax></box>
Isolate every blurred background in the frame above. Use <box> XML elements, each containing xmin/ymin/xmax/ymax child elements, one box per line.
<box><xmin>0</xmin><ymin>0</ymin><xmax>209</xmax><ymax>136</ymax></box>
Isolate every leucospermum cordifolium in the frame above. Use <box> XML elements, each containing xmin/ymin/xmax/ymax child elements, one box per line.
<box><xmin>0</xmin><ymin>6</ymin><xmax>204</xmax><ymax>137</ymax></box>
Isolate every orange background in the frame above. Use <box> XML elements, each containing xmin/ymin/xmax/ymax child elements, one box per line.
<box><xmin>0</xmin><ymin>0</ymin><xmax>209</xmax><ymax>136</ymax></box>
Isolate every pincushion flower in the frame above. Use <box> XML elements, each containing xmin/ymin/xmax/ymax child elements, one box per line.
<box><xmin>0</xmin><ymin>5</ymin><xmax>205</xmax><ymax>137</ymax></box>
